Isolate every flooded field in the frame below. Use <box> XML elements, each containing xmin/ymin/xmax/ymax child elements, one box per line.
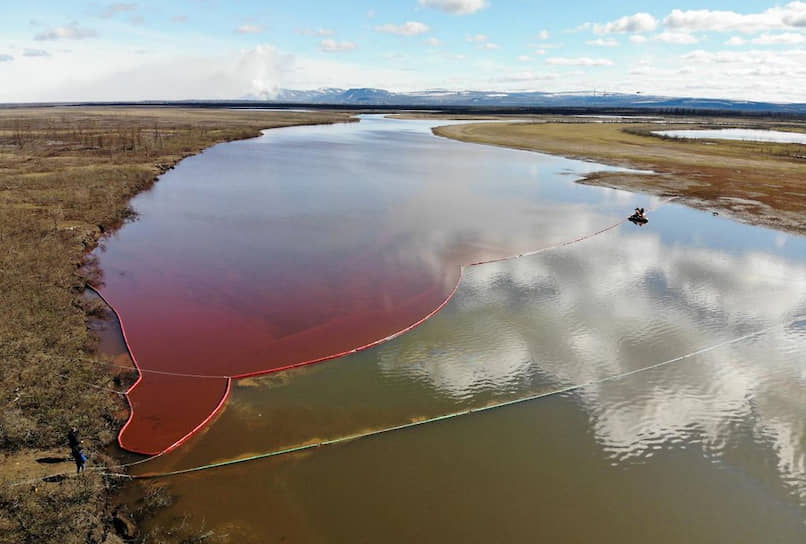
<box><xmin>96</xmin><ymin>117</ymin><xmax>806</xmax><ymax>542</ymax></box>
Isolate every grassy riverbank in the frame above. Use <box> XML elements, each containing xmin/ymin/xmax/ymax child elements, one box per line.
<box><xmin>0</xmin><ymin>107</ymin><xmax>355</xmax><ymax>543</ymax></box>
<box><xmin>434</xmin><ymin>119</ymin><xmax>806</xmax><ymax>236</ymax></box>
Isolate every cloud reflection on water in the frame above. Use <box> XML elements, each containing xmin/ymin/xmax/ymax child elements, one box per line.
<box><xmin>378</xmin><ymin>219</ymin><xmax>806</xmax><ymax>500</ymax></box>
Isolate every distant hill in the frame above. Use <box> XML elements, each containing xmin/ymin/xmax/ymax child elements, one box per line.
<box><xmin>5</xmin><ymin>88</ymin><xmax>805</xmax><ymax>115</ymax></box>
<box><xmin>242</xmin><ymin>88</ymin><xmax>806</xmax><ymax>114</ymax></box>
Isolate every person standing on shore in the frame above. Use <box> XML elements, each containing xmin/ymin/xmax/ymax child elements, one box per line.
<box><xmin>72</xmin><ymin>445</ymin><xmax>86</xmax><ymax>474</ymax></box>
<box><xmin>68</xmin><ymin>426</ymin><xmax>86</xmax><ymax>474</ymax></box>
<box><xmin>67</xmin><ymin>427</ymin><xmax>80</xmax><ymax>450</ymax></box>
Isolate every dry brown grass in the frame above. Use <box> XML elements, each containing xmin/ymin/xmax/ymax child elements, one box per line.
<box><xmin>434</xmin><ymin>119</ymin><xmax>806</xmax><ymax>235</ymax></box>
<box><xmin>0</xmin><ymin>106</ymin><xmax>354</xmax><ymax>543</ymax></box>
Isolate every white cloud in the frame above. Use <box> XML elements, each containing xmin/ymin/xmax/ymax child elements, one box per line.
<box><xmin>677</xmin><ymin>48</ymin><xmax>806</xmax><ymax>89</ymax></box>
<box><xmin>5</xmin><ymin>6</ymin><xmax>806</xmax><ymax>104</ymax></box>
<box><xmin>586</xmin><ymin>38</ymin><xmax>619</xmax><ymax>47</ymax></box>
<box><xmin>367</xmin><ymin>9</ymin><xmax>375</xmax><ymax>19</ymax></box>
<box><xmin>235</xmin><ymin>24</ymin><xmax>266</xmax><ymax>34</ymax></box>
<box><xmin>537</xmin><ymin>30</ymin><xmax>550</xmax><ymax>41</ymax></box>
<box><xmin>664</xmin><ymin>3</ymin><xmax>806</xmax><ymax>34</ymax></box>
<box><xmin>418</xmin><ymin>0</ymin><xmax>489</xmax><ymax>15</ymax></box>
<box><xmin>424</xmin><ymin>37</ymin><xmax>442</xmax><ymax>47</ymax></box>
<box><xmin>725</xmin><ymin>36</ymin><xmax>746</xmax><ymax>46</ymax></box>
<box><xmin>654</xmin><ymin>31</ymin><xmax>699</xmax><ymax>44</ymax></box>
<box><xmin>2</xmin><ymin>43</ymin><xmax>294</xmax><ymax>102</ymax></box>
<box><xmin>517</xmin><ymin>55</ymin><xmax>531</xmax><ymax>61</ymax></box>
<box><xmin>493</xmin><ymin>70</ymin><xmax>558</xmax><ymax>83</ymax></box>
<box><xmin>752</xmin><ymin>32</ymin><xmax>806</xmax><ymax>45</ymax></box>
<box><xmin>547</xmin><ymin>56</ymin><xmax>614</xmax><ymax>66</ymax></box>
<box><xmin>35</xmin><ymin>23</ymin><xmax>98</xmax><ymax>41</ymax></box>
<box><xmin>465</xmin><ymin>34</ymin><xmax>498</xmax><ymax>49</ymax></box>
<box><xmin>375</xmin><ymin>21</ymin><xmax>430</xmax><ymax>36</ymax></box>
<box><xmin>23</xmin><ymin>48</ymin><xmax>50</xmax><ymax>57</ymax></box>
<box><xmin>0</xmin><ymin>54</ymin><xmax>13</xmax><ymax>62</ymax></box>
<box><xmin>466</xmin><ymin>33</ymin><xmax>489</xmax><ymax>43</ymax></box>
<box><xmin>587</xmin><ymin>13</ymin><xmax>658</xmax><ymax>35</ymax></box>
<box><xmin>683</xmin><ymin>49</ymin><xmax>784</xmax><ymax>64</ymax></box>
<box><xmin>319</xmin><ymin>39</ymin><xmax>357</xmax><ymax>52</ymax></box>
<box><xmin>99</xmin><ymin>3</ymin><xmax>137</xmax><ymax>19</ymax></box>
<box><xmin>681</xmin><ymin>50</ymin><xmax>741</xmax><ymax>64</ymax></box>
<box><xmin>171</xmin><ymin>15</ymin><xmax>188</xmax><ymax>24</ymax></box>
<box><xmin>629</xmin><ymin>66</ymin><xmax>662</xmax><ymax>76</ymax></box>
<box><xmin>297</xmin><ymin>28</ymin><xmax>334</xmax><ymax>37</ymax></box>
<box><xmin>535</xmin><ymin>42</ymin><xmax>563</xmax><ymax>49</ymax></box>
<box><xmin>789</xmin><ymin>10</ymin><xmax>806</xmax><ymax>27</ymax></box>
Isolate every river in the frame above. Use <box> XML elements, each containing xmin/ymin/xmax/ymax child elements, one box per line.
<box><xmin>95</xmin><ymin>116</ymin><xmax>806</xmax><ymax>542</ymax></box>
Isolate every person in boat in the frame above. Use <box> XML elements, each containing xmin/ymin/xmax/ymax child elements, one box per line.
<box><xmin>630</xmin><ymin>208</ymin><xmax>648</xmax><ymax>224</ymax></box>
<box><xmin>631</xmin><ymin>207</ymin><xmax>647</xmax><ymax>219</ymax></box>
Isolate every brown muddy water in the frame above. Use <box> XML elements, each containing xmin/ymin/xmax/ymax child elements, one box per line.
<box><xmin>97</xmin><ymin>116</ymin><xmax>806</xmax><ymax>542</ymax></box>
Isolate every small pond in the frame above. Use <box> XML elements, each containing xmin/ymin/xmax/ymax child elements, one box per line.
<box><xmin>653</xmin><ymin>128</ymin><xmax>806</xmax><ymax>144</ymax></box>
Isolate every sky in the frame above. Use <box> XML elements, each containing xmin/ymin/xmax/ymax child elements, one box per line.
<box><xmin>2</xmin><ymin>1</ymin><xmax>806</xmax><ymax>103</ymax></box>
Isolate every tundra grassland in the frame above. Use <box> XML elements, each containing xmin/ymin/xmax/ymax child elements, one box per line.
<box><xmin>434</xmin><ymin>118</ymin><xmax>806</xmax><ymax>236</ymax></box>
<box><xmin>0</xmin><ymin>107</ymin><xmax>355</xmax><ymax>544</ymax></box>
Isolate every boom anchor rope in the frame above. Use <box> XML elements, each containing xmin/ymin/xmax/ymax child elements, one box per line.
<box><xmin>8</xmin><ymin>312</ymin><xmax>796</xmax><ymax>488</ymax></box>
<box><xmin>126</xmin><ymin>314</ymin><xmax>802</xmax><ymax>480</ymax></box>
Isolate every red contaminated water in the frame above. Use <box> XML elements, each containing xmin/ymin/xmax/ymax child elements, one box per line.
<box><xmin>96</xmin><ymin>118</ymin><xmax>619</xmax><ymax>454</ymax></box>
<box><xmin>101</xmin><ymin>254</ymin><xmax>461</xmax><ymax>454</ymax></box>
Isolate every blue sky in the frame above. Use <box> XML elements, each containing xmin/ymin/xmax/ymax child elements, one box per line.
<box><xmin>2</xmin><ymin>1</ymin><xmax>806</xmax><ymax>102</ymax></box>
